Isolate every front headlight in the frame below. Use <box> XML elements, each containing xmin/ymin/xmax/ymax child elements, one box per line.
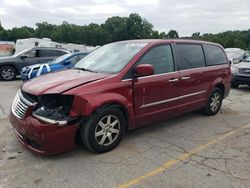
<box><xmin>32</xmin><ymin>94</ymin><xmax>74</xmax><ymax>126</ymax></box>
<box><xmin>231</xmin><ymin>66</ymin><xmax>238</xmax><ymax>75</ymax></box>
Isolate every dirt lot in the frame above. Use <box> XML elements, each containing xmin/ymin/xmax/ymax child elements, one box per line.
<box><xmin>0</xmin><ymin>80</ymin><xmax>250</xmax><ymax>188</ymax></box>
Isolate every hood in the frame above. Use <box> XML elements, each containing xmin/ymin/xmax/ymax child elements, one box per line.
<box><xmin>22</xmin><ymin>69</ymin><xmax>109</xmax><ymax>95</ymax></box>
<box><xmin>233</xmin><ymin>62</ymin><xmax>250</xmax><ymax>69</ymax></box>
<box><xmin>0</xmin><ymin>55</ymin><xmax>15</xmax><ymax>62</ymax></box>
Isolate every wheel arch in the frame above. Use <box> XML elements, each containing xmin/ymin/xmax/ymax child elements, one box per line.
<box><xmin>93</xmin><ymin>102</ymin><xmax>130</xmax><ymax>132</ymax></box>
<box><xmin>214</xmin><ymin>83</ymin><xmax>225</xmax><ymax>96</ymax></box>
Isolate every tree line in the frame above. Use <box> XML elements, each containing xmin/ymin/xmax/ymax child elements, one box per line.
<box><xmin>0</xmin><ymin>13</ymin><xmax>249</xmax><ymax>49</ymax></box>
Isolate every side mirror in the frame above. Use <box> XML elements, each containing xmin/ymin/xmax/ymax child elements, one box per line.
<box><xmin>133</xmin><ymin>64</ymin><xmax>154</xmax><ymax>78</ymax></box>
<box><xmin>20</xmin><ymin>55</ymin><xmax>27</xmax><ymax>59</ymax></box>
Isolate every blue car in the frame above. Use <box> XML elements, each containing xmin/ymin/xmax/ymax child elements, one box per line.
<box><xmin>21</xmin><ymin>52</ymin><xmax>89</xmax><ymax>81</ymax></box>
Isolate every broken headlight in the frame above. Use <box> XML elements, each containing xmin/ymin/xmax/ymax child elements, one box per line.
<box><xmin>32</xmin><ymin>94</ymin><xmax>74</xmax><ymax>126</ymax></box>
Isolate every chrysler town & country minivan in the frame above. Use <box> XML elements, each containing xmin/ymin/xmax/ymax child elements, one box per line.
<box><xmin>9</xmin><ymin>39</ymin><xmax>231</xmax><ymax>155</ymax></box>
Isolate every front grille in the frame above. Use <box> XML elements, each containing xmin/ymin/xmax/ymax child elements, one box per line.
<box><xmin>21</xmin><ymin>91</ymin><xmax>38</xmax><ymax>103</ymax></box>
<box><xmin>239</xmin><ymin>68</ymin><xmax>250</xmax><ymax>75</ymax></box>
<box><xmin>12</xmin><ymin>90</ymin><xmax>36</xmax><ymax>119</ymax></box>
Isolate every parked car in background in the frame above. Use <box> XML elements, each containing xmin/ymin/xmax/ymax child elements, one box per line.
<box><xmin>225</xmin><ymin>48</ymin><xmax>246</xmax><ymax>64</ymax></box>
<box><xmin>21</xmin><ymin>52</ymin><xmax>89</xmax><ymax>81</ymax></box>
<box><xmin>231</xmin><ymin>55</ymin><xmax>250</xmax><ymax>88</ymax></box>
<box><xmin>0</xmin><ymin>47</ymin><xmax>70</xmax><ymax>81</ymax></box>
<box><xmin>244</xmin><ymin>51</ymin><xmax>250</xmax><ymax>59</ymax></box>
<box><xmin>9</xmin><ymin>39</ymin><xmax>230</xmax><ymax>155</ymax></box>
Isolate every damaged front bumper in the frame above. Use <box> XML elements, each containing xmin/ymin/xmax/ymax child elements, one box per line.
<box><xmin>9</xmin><ymin>109</ymin><xmax>79</xmax><ymax>155</ymax></box>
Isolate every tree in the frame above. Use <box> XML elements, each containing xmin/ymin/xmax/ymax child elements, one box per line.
<box><xmin>191</xmin><ymin>32</ymin><xmax>200</xmax><ymax>39</ymax></box>
<box><xmin>0</xmin><ymin>21</ymin><xmax>3</xmax><ymax>31</ymax></box>
<box><xmin>127</xmin><ymin>13</ymin><xmax>154</xmax><ymax>39</ymax></box>
<box><xmin>102</xmin><ymin>16</ymin><xmax>128</xmax><ymax>42</ymax></box>
<box><xmin>166</xmin><ymin>30</ymin><xmax>179</xmax><ymax>38</ymax></box>
<box><xmin>35</xmin><ymin>22</ymin><xmax>57</xmax><ymax>39</ymax></box>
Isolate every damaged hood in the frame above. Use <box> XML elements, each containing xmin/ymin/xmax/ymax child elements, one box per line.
<box><xmin>22</xmin><ymin>69</ymin><xmax>109</xmax><ymax>95</ymax></box>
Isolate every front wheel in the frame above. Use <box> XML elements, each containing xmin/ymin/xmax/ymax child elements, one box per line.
<box><xmin>203</xmin><ymin>88</ymin><xmax>223</xmax><ymax>116</ymax></box>
<box><xmin>0</xmin><ymin>66</ymin><xmax>17</xmax><ymax>81</ymax></box>
<box><xmin>231</xmin><ymin>82</ymin><xmax>239</xmax><ymax>88</ymax></box>
<box><xmin>80</xmin><ymin>107</ymin><xmax>126</xmax><ymax>153</ymax></box>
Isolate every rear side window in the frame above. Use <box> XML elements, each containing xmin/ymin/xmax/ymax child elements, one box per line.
<box><xmin>137</xmin><ymin>45</ymin><xmax>174</xmax><ymax>75</ymax></box>
<box><xmin>176</xmin><ymin>44</ymin><xmax>205</xmax><ymax>70</ymax></box>
<box><xmin>203</xmin><ymin>44</ymin><xmax>228</xmax><ymax>66</ymax></box>
<box><xmin>39</xmin><ymin>50</ymin><xmax>66</xmax><ymax>57</ymax></box>
<box><xmin>53</xmin><ymin>50</ymin><xmax>67</xmax><ymax>56</ymax></box>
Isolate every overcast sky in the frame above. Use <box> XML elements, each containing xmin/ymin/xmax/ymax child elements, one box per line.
<box><xmin>0</xmin><ymin>0</ymin><xmax>249</xmax><ymax>36</ymax></box>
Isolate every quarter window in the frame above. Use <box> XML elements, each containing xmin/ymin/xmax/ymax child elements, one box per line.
<box><xmin>137</xmin><ymin>45</ymin><xmax>174</xmax><ymax>74</ymax></box>
<box><xmin>203</xmin><ymin>44</ymin><xmax>228</xmax><ymax>66</ymax></box>
<box><xmin>176</xmin><ymin>44</ymin><xmax>205</xmax><ymax>70</ymax></box>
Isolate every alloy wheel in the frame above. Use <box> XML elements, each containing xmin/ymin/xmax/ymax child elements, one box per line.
<box><xmin>95</xmin><ymin>115</ymin><xmax>120</xmax><ymax>146</ymax></box>
<box><xmin>1</xmin><ymin>68</ymin><xmax>15</xmax><ymax>80</ymax></box>
<box><xmin>210</xmin><ymin>92</ymin><xmax>221</xmax><ymax>112</ymax></box>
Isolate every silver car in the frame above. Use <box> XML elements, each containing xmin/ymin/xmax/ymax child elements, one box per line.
<box><xmin>231</xmin><ymin>56</ymin><xmax>250</xmax><ymax>88</ymax></box>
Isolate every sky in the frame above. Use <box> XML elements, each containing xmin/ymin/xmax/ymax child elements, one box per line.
<box><xmin>0</xmin><ymin>0</ymin><xmax>249</xmax><ymax>36</ymax></box>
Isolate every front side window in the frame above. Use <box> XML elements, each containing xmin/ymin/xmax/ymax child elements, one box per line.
<box><xmin>24</xmin><ymin>50</ymin><xmax>36</xmax><ymax>58</ymax></box>
<box><xmin>137</xmin><ymin>45</ymin><xmax>174</xmax><ymax>74</ymax></box>
<box><xmin>176</xmin><ymin>44</ymin><xmax>205</xmax><ymax>70</ymax></box>
<box><xmin>39</xmin><ymin>50</ymin><xmax>51</xmax><ymax>57</ymax></box>
<box><xmin>53</xmin><ymin>50</ymin><xmax>67</xmax><ymax>56</ymax></box>
<box><xmin>75</xmin><ymin>42</ymin><xmax>148</xmax><ymax>74</ymax></box>
<box><xmin>203</xmin><ymin>44</ymin><xmax>228</xmax><ymax>66</ymax></box>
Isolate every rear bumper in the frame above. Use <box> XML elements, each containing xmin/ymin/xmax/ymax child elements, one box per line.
<box><xmin>231</xmin><ymin>75</ymin><xmax>250</xmax><ymax>84</ymax></box>
<box><xmin>9</xmin><ymin>110</ymin><xmax>79</xmax><ymax>155</ymax></box>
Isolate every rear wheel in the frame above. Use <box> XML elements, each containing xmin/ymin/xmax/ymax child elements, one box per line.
<box><xmin>0</xmin><ymin>66</ymin><xmax>17</xmax><ymax>81</ymax></box>
<box><xmin>80</xmin><ymin>107</ymin><xmax>126</xmax><ymax>153</ymax></box>
<box><xmin>203</xmin><ymin>88</ymin><xmax>223</xmax><ymax>116</ymax></box>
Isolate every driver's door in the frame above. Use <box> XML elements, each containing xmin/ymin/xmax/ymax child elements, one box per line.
<box><xmin>133</xmin><ymin>44</ymin><xmax>181</xmax><ymax>127</ymax></box>
<box><xmin>20</xmin><ymin>50</ymin><xmax>40</xmax><ymax>67</ymax></box>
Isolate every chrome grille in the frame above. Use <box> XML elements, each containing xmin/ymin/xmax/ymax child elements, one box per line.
<box><xmin>12</xmin><ymin>90</ymin><xmax>35</xmax><ymax>119</ymax></box>
<box><xmin>239</xmin><ymin>68</ymin><xmax>250</xmax><ymax>75</ymax></box>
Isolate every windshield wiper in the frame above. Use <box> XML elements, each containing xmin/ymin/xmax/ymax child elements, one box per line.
<box><xmin>74</xmin><ymin>67</ymin><xmax>98</xmax><ymax>73</ymax></box>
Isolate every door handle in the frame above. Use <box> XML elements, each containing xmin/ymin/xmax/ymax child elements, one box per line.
<box><xmin>181</xmin><ymin>76</ymin><xmax>191</xmax><ymax>80</ymax></box>
<box><xmin>169</xmin><ymin>78</ymin><xmax>179</xmax><ymax>83</ymax></box>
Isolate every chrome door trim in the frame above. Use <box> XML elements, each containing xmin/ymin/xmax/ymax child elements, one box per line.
<box><xmin>140</xmin><ymin>90</ymin><xmax>206</xmax><ymax>109</ymax></box>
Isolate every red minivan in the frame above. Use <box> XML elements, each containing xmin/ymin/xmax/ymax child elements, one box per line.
<box><xmin>9</xmin><ymin>39</ymin><xmax>231</xmax><ymax>155</ymax></box>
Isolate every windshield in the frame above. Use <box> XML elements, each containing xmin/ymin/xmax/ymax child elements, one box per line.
<box><xmin>226</xmin><ymin>51</ymin><xmax>244</xmax><ymax>59</ymax></box>
<box><xmin>13</xmin><ymin>49</ymin><xmax>30</xmax><ymax>57</ymax></box>
<box><xmin>51</xmin><ymin>53</ymin><xmax>72</xmax><ymax>64</ymax></box>
<box><xmin>244</xmin><ymin>56</ymin><xmax>250</xmax><ymax>62</ymax></box>
<box><xmin>74</xmin><ymin>42</ymin><xmax>148</xmax><ymax>74</ymax></box>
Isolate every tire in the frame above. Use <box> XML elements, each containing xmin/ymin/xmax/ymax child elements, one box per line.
<box><xmin>203</xmin><ymin>88</ymin><xmax>223</xmax><ymax>116</ymax></box>
<box><xmin>0</xmin><ymin>66</ymin><xmax>17</xmax><ymax>81</ymax></box>
<box><xmin>80</xmin><ymin>107</ymin><xmax>126</xmax><ymax>153</ymax></box>
<box><xmin>231</xmin><ymin>82</ymin><xmax>239</xmax><ymax>88</ymax></box>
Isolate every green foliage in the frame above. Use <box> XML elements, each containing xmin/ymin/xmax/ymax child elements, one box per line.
<box><xmin>0</xmin><ymin>13</ymin><xmax>249</xmax><ymax>49</ymax></box>
<box><xmin>166</xmin><ymin>30</ymin><xmax>179</xmax><ymax>38</ymax></box>
<box><xmin>0</xmin><ymin>14</ymin><xmax>165</xmax><ymax>46</ymax></box>
<box><xmin>191</xmin><ymin>30</ymin><xmax>250</xmax><ymax>50</ymax></box>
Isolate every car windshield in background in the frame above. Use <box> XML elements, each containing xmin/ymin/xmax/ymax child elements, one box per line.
<box><xmin>51</xmin><ymin>53</ymin><xmax>72</xmax><ymax>64</ymax></box>
<box><xmin>74</xmin><ymin>42</ymin><xmax>148</xmax><ymax>74</ymax></box>
<box><xmin>13</xmin><ymin>49</ymin><xmax>30</xmax><ymax>57</ymax></box>
<box><xmin>226</xmin><ymin>52</ymin><xmax>244</xmax><ymax>59</ymax></box>
<box><xmin>244</xmin><ymin>56</ymin><xmax>250</xmax><ymax>62</ymax></box>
